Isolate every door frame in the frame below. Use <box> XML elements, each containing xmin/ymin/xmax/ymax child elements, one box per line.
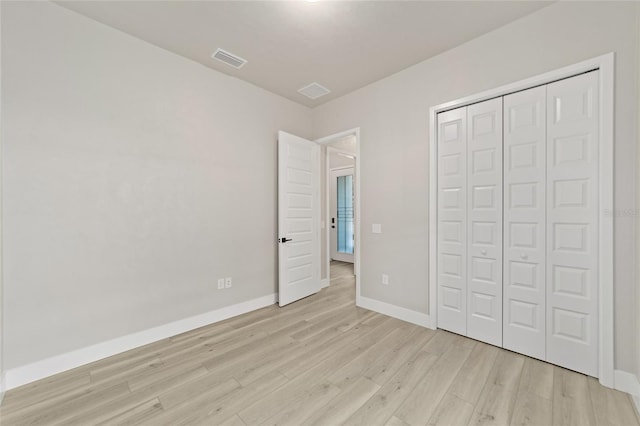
<box><xmin>316</xmin><ymin>128</ymin><xmax>361</xmax><ymax>301</ymax></box>
<box><xmin>428</xmin><ymin>53</ymin><xmax>614</xmax><ymax>387</ymax></box>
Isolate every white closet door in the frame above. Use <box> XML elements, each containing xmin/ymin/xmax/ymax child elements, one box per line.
<box><xmin>466</xmin><ymin>98</ymin><xmax>503</xmax><ymax>346</ymax></box>
<box><xmin>437</xmin><ymin>107</ymin><xmax>467</xmax><ymax>335</ymax></box>
<box><xmin>546</xmin><ymin>71</ymin><xmax>599</xmax><ymax>376</ymax></box>
<box><xmin>503</xmin><ymin>86</ymin><xmax>546</xmax><ymax>360</ymax></box>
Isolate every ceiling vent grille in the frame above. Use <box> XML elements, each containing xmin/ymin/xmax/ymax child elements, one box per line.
<box><xmin>298</xmin><ymin>82</ymin><xmax>331</xmax><ymax>100</ymax></box>
<box><xmin>211</xmin><ymin>48</ymin><xmax>247</xmax><ymax>69</ymax></box>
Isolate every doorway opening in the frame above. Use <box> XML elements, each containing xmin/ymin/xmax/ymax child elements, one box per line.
<box><xmin>316</xmin><ymin>128</ymin><xmax>360</xmax><ymax>303</ymax></box>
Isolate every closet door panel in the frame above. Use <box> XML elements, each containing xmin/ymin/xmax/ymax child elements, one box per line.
<box><xmin>466</xmin><ymin>98</ymin><xmax>503</xmax><ymax>346</ymax></box>
<box><xmin>503</xmin><ymin>86</ymin><xmax>546</xmax><ymax>360</ymax></box>
<box><xmin>437</xmin><ymin>107</ymin><xmax>467</xmax><ymax>335</ymax></box>
<box><xmin>546</xmin><ymin>71</ymin><xmax>599</xmax><ymax>377</ymax></box>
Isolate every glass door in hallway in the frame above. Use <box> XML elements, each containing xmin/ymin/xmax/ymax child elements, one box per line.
<box><xmin>331</xmin><ymin>167</ymin><xmax>354</xmax><ymax>263</ymax></box>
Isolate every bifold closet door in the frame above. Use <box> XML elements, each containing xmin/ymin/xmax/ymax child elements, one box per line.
<box><xmin>546</xmin><ymin>71</ymin><xmax>599</xmax><ymax>377</ymax></box>
<box><xmin>503</xmin><ymin>86</ymin><xmax>547</xmax><ymax>360</ymax></box>
<box><xmin>466</xmin><ymin>98</ymin><xmax>503</xmax><ymax>346</ymax></box>
<box><xmin>437</xmin><ymin>107</ymin><xmax>467</xmax><ymax>335</ymax></box>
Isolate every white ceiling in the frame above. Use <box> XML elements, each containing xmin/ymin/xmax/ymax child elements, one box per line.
<box><xmin>328</xmin><ymin>135</ymin><xmax>357</xmax><ymax>155</ymax></box>
<box><xmin>57</xmin><ymin>1</ymin><xmax>551</xmax><ymax>108</ymax></box>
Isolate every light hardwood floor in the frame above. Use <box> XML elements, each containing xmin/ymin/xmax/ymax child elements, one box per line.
<box><xmin>1</xmin><ymin>261</ymin><xmax>639</xmax><ymax>425</ymax></box>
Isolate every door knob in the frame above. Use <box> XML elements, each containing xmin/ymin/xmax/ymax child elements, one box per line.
<box><xmin>481</xmin><ymin>249</ymin><xmax>487</xmax><ymax>256</ymax></box>
<box><xmin>280</xmin><ymin>237</ymin><xmax>293</xmax><ymax>243</ymax></box>
<box><xmin>521</xmin><ymin>253</ymin><xmax>528</xmax><ymax>259</ymax></box>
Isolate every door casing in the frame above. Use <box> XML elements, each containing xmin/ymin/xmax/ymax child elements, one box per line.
<box><xmin>316</xmin><ymin>129</ymin><xmax>361</xmax><ymax>300</ymax></box>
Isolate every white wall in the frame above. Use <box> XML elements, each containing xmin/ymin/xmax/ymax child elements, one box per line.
<box><xmin>1</xmin><ymin>1</ymin><xmax>312</xmax><ymax>371</ymax></box>
<box><xmin>636</xmin><ymin>2</ymin><xmax>640</xmax><ymax>392</ymax></box>
<box><xmin>0</xmin><ymin>0</ymin><xmax>4</xmax><ymax>401</ymax></box>
<box><xmin>313</xmin><ymin>1</ymin><xmax>640</xmax><ymax>373</ymax></box>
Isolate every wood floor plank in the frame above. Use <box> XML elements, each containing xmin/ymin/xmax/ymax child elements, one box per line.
<box><xmin>327</xmin><ymin>324</ymin><xmax>417</xmax><ymax>389</ymax></box>
<box><xmin>150</xmin><ymin>377</ymin><xmax>241</xmax><ymax>425</ymax></box>
<box><xmin>9</xmin><ymin>382</ymin><xmax>130</xmax><ymax>426</ymax></box>
<box><xmin>510</xmin><ymin>358</ymin><xmax>554</xmax><ymax>426</ymax></box>
<box><xmin>96</xmin><ymin>398</ymin><xmax>164</xmax><ymax>426</ymax></box>
<box><xmin>289</xmin><ymin>302</ymin><xmax>358</xmax><ymax>341</ymax></box>
<box><xmin>395</xmin><ymin>336</ymin><xmax>475</xmax><ymax>425</ymax></box>
<box><xmin>345</xmin><ymin>350</ymin><xmax>440</xmax><ymax>426</ymax></box>
<box><xmin>427</xmin><ymin>393</ymin><xmax>475</xmax><ymax>426</ymax></box>
<box><xmin>237</xmin><ymin>378</ymin><xmax>340</xmax><ymax>425</ymax></box>
<box><xmin>552</xmin><ymin>367</ymin><xmax>597</xmax><ymax>426</ymax></box>
<box><xmin>300</xmin><ymin>377</ymin><xmax>380</xmax><ymax>426</ymax></box>
<box><xmin>218</xmin><ymin>414</ymin><xmax>247</xmax><ymax>426</ymax></box>
<box><xmin>384</xmin><ymin>416</ymin><xmax>410</xmax><ymax>426</ymax></box>
<box><xmin>234</xmin><ymin>308</ymin><xmax>381</xmax><ymax>387</ymax></box>
<box><xmin>360</xmin><ymin>327</ymin><xmax>435</xmax><ymax>387</ymax></box>
<box><xmin>277</xmin><ymin>316</ymin><xmax>397</xmax><ymax>380</ymax></box>
<box><xmin>63</xmin><ymin>364</ymin><xmax>210</xmax><ymax>425</ymax></box>
<box><xmin>468</xmin><ymin>351</ymin><xmax>525</xmax><ymax>426</ymax></box>
<box><xmin>159</xmin><ymin>375</ymin><xmax>240</xmax><ymax>411</ymax></box>
<box><xmin>0</xmin><ymin>371</ymin><xmax>92</xmax><ymax>415</ymax></box>
<box><xmin>256</xmin><ymin>382</ymin><xmax>343</xmax><ymax>426</ymax></box>
<box><xmin>587</xmin><ymin>376</ymin><xmax>639</xmax><ymax>426</ymax></box>
<box><xmin>177</xmin><ymin>371</ymin><xmax>290</xmax><ymax>426</ymax></box>
<box><xmin>447</xmin><ymin>341</ymin><xmax>500</xmax><ymax>405</ymax></box>
<box><xmin>90</xmin><ymin>356</ymin><xmax>164</xmax><ymax>385</ymax></box>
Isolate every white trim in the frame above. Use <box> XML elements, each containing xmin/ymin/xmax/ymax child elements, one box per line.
<box><xmin>615</xmin><ymin>370</ymin><xmax>640</xmax><ymax>396</ymax></box>
<box><xmin>0</xmin><ymin>372</ymin><xmax>5</xmax><ymax>406</ymax></box>
<box><xmin>357</xmin><ymin>296</ymin><xmax>434</xmax><ymax>329</ymax></box>
<box><xmin>428</xmin><ymin>53</ymin><xmax>615</xmax><ymax>387</ymax></box>
<box><xmin>597</xmin><ymin>53</ymin><xmax>615</xmax><ymax>389</ymax></box>
<box><xmin>329</xmin><ymin>165</ymin><xmax>355</xmax><ymax>172</ymax></box>
<box><xmin>320</xmin><ymin>278</ymin><xmax>330</xmax><ymax>289</ymax></box>
<box><xmin>614</xmin><ymin>370</ymin><xmax>640</xmax><ymax>416</ymax></box>
<box><xmin>316</xmin><ymin>128</ymin><xmax>361</xmax><ymax>299</ymax></box>
<box><xmin>5</xmin><ymin>294</ymin><xmax>276</xmax><ymax>390</ymax></box>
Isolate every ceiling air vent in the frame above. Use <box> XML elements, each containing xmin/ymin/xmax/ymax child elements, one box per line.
<box><xmin>211</xmin><ymin>48</ymin><xmax>247</xmax><ymax>69</ymax></box>
<box><xmin>298</xmin><ymin>82</ymin><xmax>331</xmax><ymax>100</ymax></box>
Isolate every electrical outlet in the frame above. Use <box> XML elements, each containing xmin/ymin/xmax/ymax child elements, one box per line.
<box><xmin>382</xmin><ymin>274</ymin><xmax>389</xmax><ymax>285</ymax></box>
<box><xmin>217</xmin><ymin>278</ymin><xmax>225</xmax><ymax>290</ymax></box>
<box><xmin>225</xmin><ymin>277</ymin><xmax>232</xmax><ymax>288</ymax></box>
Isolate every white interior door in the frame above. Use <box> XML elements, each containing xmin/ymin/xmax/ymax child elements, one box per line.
<box><xmin>466</xmin><ymin>97</ymin><xmax>503</xmax><ymax>346</ymax></box>
<box><xmin>436</xmin><ymin>106</ymin><xmax>467</xmax><ymax>335</ymax></box>
<box><xmin>278</xmin><ymin>131</ymin><xmax>321</xmax><ymax>307</ymax></box>
<box><xmin>546</xmin><ymin>71</ymin><xmax>599</xmax><ymax>376</ymax></box>
<box><xmin>503</xmin><ymin>86</ymin><xmax>547</xmax><ymax>360</ymax></box>
<box><xmin>330</xmin><ymin>167</ymin><xmax>355</xmax><ymax>264</ymax></box>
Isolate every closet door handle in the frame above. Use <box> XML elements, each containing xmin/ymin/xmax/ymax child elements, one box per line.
<box><xmin>520</xmin><ymin>253</ymin><xmax>528</xmax><ymax>260</ymax></box>
<box><xmin>481</xmin><ymin>249</ymin><xmax>487</xmax><ymax>256</ymax></box>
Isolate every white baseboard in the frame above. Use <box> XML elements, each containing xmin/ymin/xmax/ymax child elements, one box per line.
<box><xmin>320</xmin><ymin>278</ymin><xmax>329</xmax><ymax>289</ymax></box>
<box><xmin>614</xmin><ymin>369</ymin><xmax>640</xmax><ymax>416</ymax></box>
<box><xmin>5</xmin><ymin>294</ymin><xmax>277</xmax><ymax>391</ymax></box>
<box><xmin>357</xmin><ymin>295</ymin><xmax>434</xmax><ymax>329</ymax></box>
<box><xmin>632</xmin><ymin>394</ymin><xmax>640</xmax><ymax>419</ymax></box>
<box><xmin>0</xmin><ymin>371</ymin><xmax>5</xmax><ymax>406</ymax></box>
